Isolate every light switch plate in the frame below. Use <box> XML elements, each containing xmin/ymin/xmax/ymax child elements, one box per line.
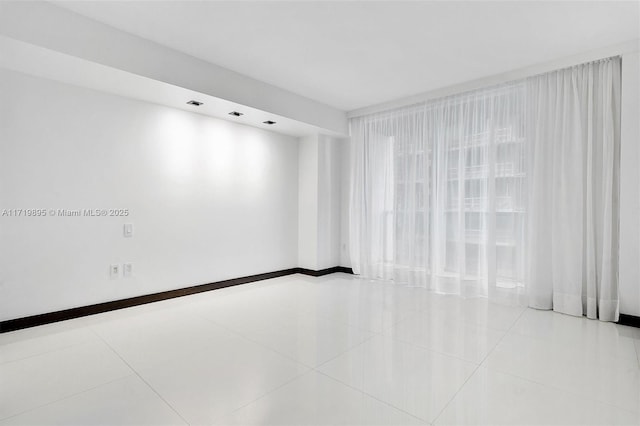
<box><xmin>123</xmin><ymin>223</ymin><xmax>134</xmax><ymax>238</ymax></box>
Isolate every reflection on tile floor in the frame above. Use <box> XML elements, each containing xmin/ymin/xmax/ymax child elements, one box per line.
<box><xmin>1</xmin><ymin>273</ymin><xmax>639</xmax><ymax>425</ymax></box>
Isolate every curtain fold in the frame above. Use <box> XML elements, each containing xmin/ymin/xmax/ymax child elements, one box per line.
<box><xmin>349</xmin><ymin>56</ymin><xmax>621</xmax><ymax>321</ymax></box>
<box><xmin>526</xmin><ymin>57</ymin><xmax>621</xmax><ymax>321</ymax></box>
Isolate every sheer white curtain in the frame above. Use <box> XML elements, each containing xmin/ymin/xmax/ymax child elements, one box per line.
<box><xmin>350</xmin><ymin>83</ymin><xmax>527</xmax><ymax>303</ymax></box>
<box><xmin>527</xmin><ymin>57</ymin><xmax>621</xmax><ymax>321</ymax></box>
<box><xmin>350</xmin><ymin>108</ymin><xmax>427</xmax><ymax>284</ymax></box>
<box><xmin>428</xmin><ymin>85</ymin><xmax>526</xmax><ymax>301</ymax></box>
<box><xmin>349</xmin><ymin>57</ymin><xmax>621</xmax><ymax>319</ymax></box>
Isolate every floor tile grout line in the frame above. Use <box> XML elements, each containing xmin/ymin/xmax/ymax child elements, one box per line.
<box><xmin>485</xmin><ymin>311</ymin><xmax>640</xmax><ymax>415</ymax></box>
<box><xmin>311</xmin><ymin>368</ymin><xmax>429</xmax><ymax>424</ymax></box>
<box><xmin>180</xmin><ymin>277</ymin><xmax>395</xmax><ymax>421</ymax></box>
<box><xmin>188</xmin><ymin>297</ymin><xmax>381</xmax><ymax>371</ymax></box>
<box><xmin>478</xmin><ymin>354</ymin><xmax>640</xmax><ymax>415</ymax></box>
<box><xmin>0</xmin><ymin>373</ymin><xmax>136</xmax><ymax>423</ymax></box>
<box><xmin>504</xmin><ymin>327</ymin><xmax>640</xmax><ymax>370</ymax></box>
<box><xmin>310</xmin><ymin>309</ymin><xmax>510</xmax><ymax>369</ymax></box>
<box><xmin>311</xmin><ymin>332</ymin><xmax>379</xmax><ymax>370</ymax></box>
<box><xmin>191</xmin><ymin>298</ymin><xmax>424</xmax><ymax>422</ymax></box>
<box><xmin>88</xmin><ymin>328</ymin><xmax>191</xmax><ymax>426</ymax></box>
<box><xmin>311</xmin><ymin>309</ymin><xmax>395</xmax><ymax>335</ymax></box>
<box><xmin>429</xmin><ymin>305</ymin><xmax>529</xmax><ymax>425</ymax></box>
<box><xmin>429</xmin><ymin>306</ymin><xmax>640</xmax><ymax>419</ymax></box>
<box><xmin>176</xmin><ymin>301</ymin><xmax>336</xmax><ymax>367</ymax></box>
<box><xmin>476</xmin><ymin>312</ymin><xmax>640</xmax><ymax>412</ymax></box>
<box><xmin>381</xmin><ymin>329</ymin><xmax>494</xmax><ymax>365</ymax></box>
<box><xmin>170</xmin><ymin>287</ymin><xmax>386</xmax><ymax>371</ymax></box>
<box><xmin>217</xmin><ymin>369</ymin><xmax>315</xmax><ymax>421</ymax></box>
<box><xmin>88</xmin><ymin>309</ymin><xmax>249</xmax><ymax>362</ymax></box>
<box><xmin>0</xmin><ymin>324</ymin><xmax>141</xmax><ymax>422</ymax></box>
<box><xmin>481</xmin><ymin>363</ymin><xmax>640</xmax><ymax>415</ymax></box>
<box><xmin>478</xmin><ymin>307</ymin><xmax>530</xmax><ymax>366</ymax></box>
<box><xmin>0</xmin><ymin>337</ymin><xmax>93</xmax><ymax>367</ymax></box>
<box><xmin>310</xmin><ymin>334</ymin><xmax>480</xmax><ymax>424</ymax></box>
<box><xmin>395</xmin><ymin>304</ymin><xmax>527</xmax><ymax>335</ymax></box>
<box><xmin>242</xmin><ymin>325</ymin><xmax>376</xmax><ymax>371</ymax></box>
<box><xmin>283</xmin><ymin>279</ymin><xmax>640</xmax><ymax>419</ymax></box>
<box><xmin>366</xmin><ymin>331</ymin><xmax>483</xmax><ymax>366</ymax></box>
<box><xmin>0</xmin><ymin>326</ymin><xmax>101</xmax><ymax>366</ymax></box>
<box><xmin>88</xmin><ymin>291</ymin><xmax>319</xmax><ymax>425</ymax></box>
<box><xmin>183</xmin><ymin>305</ymin><xmax>276</xmax><ymax>344</ymax></box>
<box><xmin>189</xmin><ymin>310</ymin><xmax>335</xmax><ymax>370</ymax></box>
<box><xmin>199</xmin><ymin>278</ymin><xmax>488</xmax><ymax>423</ymax></box>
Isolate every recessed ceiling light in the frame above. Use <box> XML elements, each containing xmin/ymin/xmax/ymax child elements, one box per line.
<box><xmin>186</xmin><ymin>100</ymin><xmax>203</xmax><ymax>106</ymax></box>
<box><xmin>228</xmin><ymin>111</ymin><xmax>244</xmax><ymax>117</ymax></box>
<box><xmin>263</xmin><ymin>120</ymin><xmax>276</xmax><ymax>125</ymax></box>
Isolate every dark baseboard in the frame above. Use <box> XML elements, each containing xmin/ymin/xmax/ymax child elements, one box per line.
<box><xmin>335</xmin><ymin>266</ymin><xmax>354</xmax><ymax>274</ymax></box>
<box><xmin>298</xmin><ymin>266</ymin><xmax>354</xmax><ymax>276</ymax></box>
<box><xmin>0</xmin><ymin>266</ymin><xmax>354</xmax><ymax>333</ymax></box>
<box><xmin>618</xmin><ymin>314</ymin><xmax>640</xmax><ymax>328</ymax></box>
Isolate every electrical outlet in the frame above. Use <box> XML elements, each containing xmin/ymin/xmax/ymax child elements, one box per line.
<box><xmin>123</xmin><ymin>263</ymin><xmax>133</xmax><ymax>278</ymax></box>
<box><xmin>110</xmin><ymin>264</ymin><xmax>120</xmax><ymax>279</ymax></box>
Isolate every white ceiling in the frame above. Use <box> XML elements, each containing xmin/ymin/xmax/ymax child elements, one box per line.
<box><xmin>54</xmin><ymin>1</ymin><xmax>639</xmax><ymax>111</ymax></box>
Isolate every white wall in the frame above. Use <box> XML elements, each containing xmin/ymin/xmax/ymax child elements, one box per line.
<box><xmin>297</xmin><ymin>135</ymin><xmax>319</xmax><ymax>270</ymax></box>
<box><xmin>619</xmin><ymin>51</ymin><xmax>640</xmax><ymax>316</ymax></box>
<box><xmin>340</xmin><ymin>136</ymin><xmax>352</xmax><ymax>268</ymax></box>
<box><xmin>317</xmin><ymin>135</ymin><xmax>342</xmax><ymax>269</ymax></box>
<box><xmin>297</xmin><ymin>134</ymin><xmax>344</xmax><ymax>270</ymax></box>
<box><xmin>0</xmin><ymin>69</ymin><xmax>299</xmax><ymax>321</ymax></box>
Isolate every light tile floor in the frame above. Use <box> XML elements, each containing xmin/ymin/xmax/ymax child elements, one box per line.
<box><xmin>1</xmin><ymin>273</ymin><xmax>640</xmax><ymax>425</ymax></box>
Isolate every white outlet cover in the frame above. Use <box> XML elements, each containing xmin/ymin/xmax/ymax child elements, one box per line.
<box><xmin>110</xmin><ymin>264</ymin><xmax>120</xmax><ymax>279</ymax></box>
<box><xmin>123</xmin><ymin>263</ymin><xmax>133</xmax><ymax>278</ymax></box>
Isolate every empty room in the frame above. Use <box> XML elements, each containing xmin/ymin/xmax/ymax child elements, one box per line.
<box><xmin>1</xmin><ymin>1</ymin><xmax>640</xmax><ymax>425</ymax></box>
